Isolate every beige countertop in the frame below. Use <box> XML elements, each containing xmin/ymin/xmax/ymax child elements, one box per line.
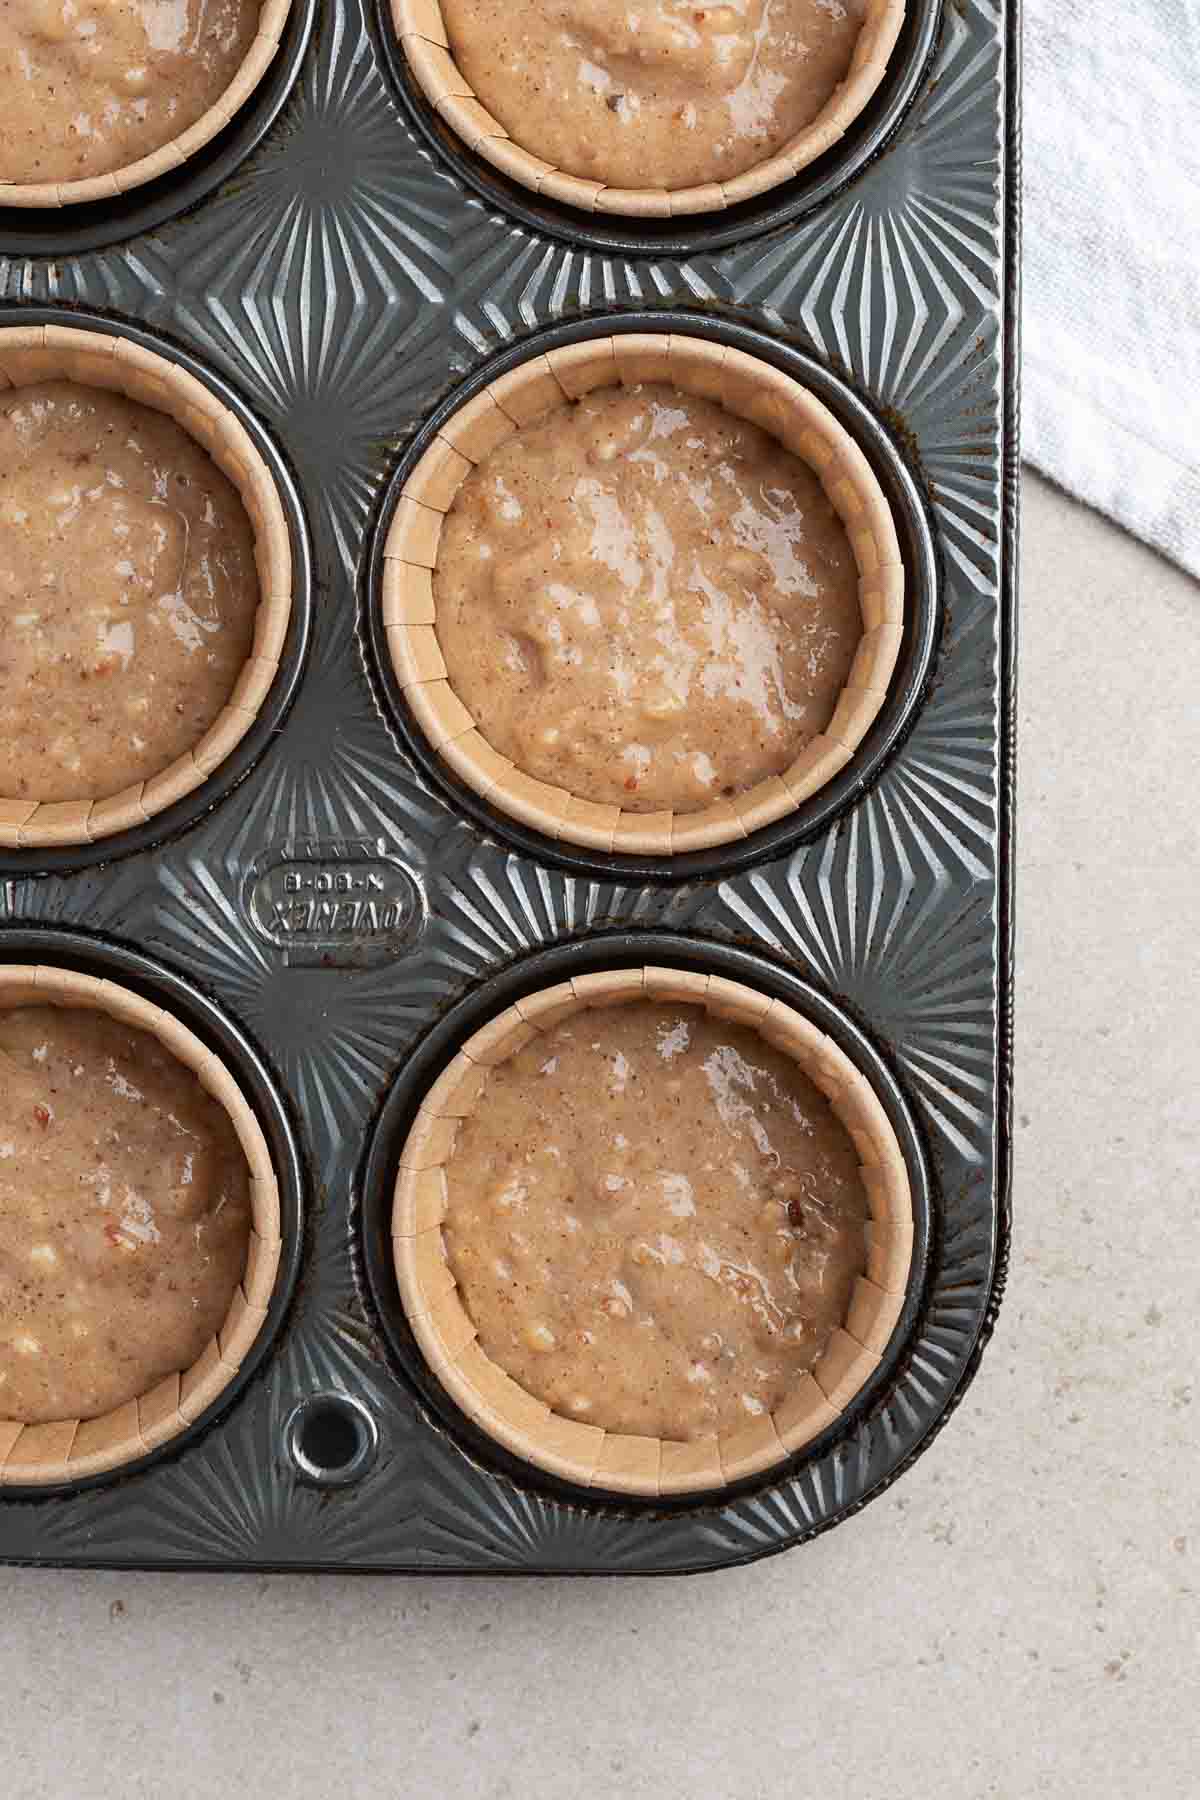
<box><xmin>2</xmin><ymin>473</ymin><xmax>1196</xmax><ymax>1798</ymax></box>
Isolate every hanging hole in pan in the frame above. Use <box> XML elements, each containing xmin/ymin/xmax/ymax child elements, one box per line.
<box><xmin>286</xmin><ymin>1393</ymin><xmax>379</xmax><ymax>1487</ymax></box>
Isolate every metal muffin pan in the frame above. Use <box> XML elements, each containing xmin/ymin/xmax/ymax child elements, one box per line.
<box><xmin>0</xmin><ymin>0</ymin><xmax>1017</xmax><ymax>1573</ymax></box>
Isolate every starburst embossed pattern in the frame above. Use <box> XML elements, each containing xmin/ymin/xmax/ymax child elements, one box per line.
<box><xmin>0</xmin><ymin>0</ymin><xmax>1015</xmax><ymax>1571</ymax></box>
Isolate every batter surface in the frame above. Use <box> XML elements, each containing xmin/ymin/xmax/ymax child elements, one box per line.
<box><xmin>0</xmin><ymin>1005</ymin><xmax>252</xmax><ymax>1424</ymax></box>
<box><xmin>443</xmin><ymin>1001</ymin><xmax>868</xmax><ymax>1439</ymax></box>
<box><xmin>436</xmin><ymin>383</ymin><xmax>860</xmax><ymax>813</ymax></box>
<box><xmin>442</xmin><ymin>0</ymin><xmax>867</xmax><ymax>191</ymax></box>
<box><xmin>0</xmin><ymin>380</ymin><xmax>259</xmax><ymax>805</ymax></box>
<box><xmin>0</xmin><ymin>1</ymin><xmax>261</xmax><ymax>186</ymax></box>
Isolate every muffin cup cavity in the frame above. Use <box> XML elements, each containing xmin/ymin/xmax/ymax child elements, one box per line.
<box><xmin>0</xmin><ymin>1</ymin><xmax>294</xmax><ymax>211</ymax></box>
<box><xmin>391</xmin><ymin>966</ymin><xmax>914</xmax><ymax>1499</ymax></box>
<box><xmin>0</xmin><ymin>963</ymin><xmax>282</xmax><ymax>1487</ymax></box>
<box><xmin>393</xmin><ymin>0</ymin><xmax>905</xmax><ymax>218</ymax></box>
<box><xmin>0</xmin><ymin>324</ymin><xmax>293</xmax><ymax>850</ymax></box>
<box><xmin>384</xmin><ymin>333</ymin><xmax>904</xmax><ymax>857</ymax></box>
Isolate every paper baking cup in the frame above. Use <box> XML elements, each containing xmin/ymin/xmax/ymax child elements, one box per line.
<box><xmin>0</xmin><ymin>1</ymin><xmax>293</xmax><ymax>210</ymax></box>
<box><xmin>393</xmin><ymin>0</ymin><xmax>903</xmax><ymax>217</ymax></box>
<box><xmin>384</xmin><ymin>333</ymin><xmax>904</xmax><ymax>855</ymax></box>
<box><xmin>392</xmin><ymin>967</ymin><xmax>914</xmax><ymax>1498</ymax></box>
<box><xmin>0</xmin><ymin>964</ymin><xmax>282</xmax><ymax>1487</ymax></box>
<box><xmin>0</xmin><ymin>325</ymin><xmax>293</xmax><ymax>849</ymax></box>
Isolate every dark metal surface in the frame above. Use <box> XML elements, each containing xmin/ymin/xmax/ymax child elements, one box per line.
<box><xmin>0</xmin><ymin>0</ymin><xmax>1018</xmax><ymax>1573</ymax></box>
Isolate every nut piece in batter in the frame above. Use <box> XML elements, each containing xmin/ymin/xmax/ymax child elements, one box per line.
<box><xmin>0</xmin><ymin>1</ymin><xmax>262</xmax><ymax>187</ymax></box>
<box><xmin>440</xmin><ymin>0</ymin><xmax>868</xmax><ymax>191</ymax></box>
<box><xmin>442</xmin><ymin>1000</ymin><xmax>868</xmax><ymax>1440</ymax></box>
<box><xmin>0</xmin><ymin>380</ymin><xmax>259</xmax><ymax>806</ymax></box>
<box><xmin>434</xmin><ymin>382</ymin><xmax>861</xmax><ymax>814</ymax></box>
<box><xmin>0</xmin><ymin>1006</ymin><xmax>252</xmax><ymax>1424</ymax></box>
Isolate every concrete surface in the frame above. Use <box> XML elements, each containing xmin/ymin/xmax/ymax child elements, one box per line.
<box><xmin>2</xmin><ymin>474</ymin><xmax>1197</xmax><ymax>1799</ymax></box>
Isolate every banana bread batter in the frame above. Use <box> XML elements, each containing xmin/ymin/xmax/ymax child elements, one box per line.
<box><xmin>0</xmin><ymin>380</ymin><xmax>259</xmax><ymax>805</ymax></box>
<box><xmin>0</xmin><ymin>1</ymin><xmax>261</xmax><ymax>186</ymax></box>
<box><xmin>443</xmin><ymin>1001</ymin><xmax>868</xmax><ymax>1439</ymax></box>
<box><xmin>0</xmin><ymin>1005</ymin><xmax>252</xmax><ymax>1424</ymax></box>
<box><xmin>441</xmin><ymin>0</ymin><xmax>867</xmax><ymax>191</ymax></box>
<box><xmin>435</xmin><ymin>382</ymin><xmax>860</xmax><ymax>813</ymax></box>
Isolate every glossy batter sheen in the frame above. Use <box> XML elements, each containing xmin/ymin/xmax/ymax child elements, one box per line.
<box><xmin>0</xmin><ymin>1</ymin><xmax>261</xmax><ymax>186</ymax></box>
<box><xmin>442</xmin><ymin>0</ymin><xmax>867</xmax><ymax>190</ymax></box>
<box><xmin>0</xmin><ymin>1006</ymin><xmax>252</xmax><ymax>1424</ymax></box>
<box><xmin>0</xmin><ymin>381</ymin><xmax>259</xmax><ymax>805</ymax></box>
<box><xmin>443</xmin><ymin>1002</ymin><xmax>868</xmax><ymax>1439</ymax></box>
<box><xmin>436</xmin><ymin>383</ymin><xmax>860</xmax><ymax>813</ymax></box>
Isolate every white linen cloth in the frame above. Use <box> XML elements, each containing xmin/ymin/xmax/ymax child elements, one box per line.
<box><xmin>1023</xmin><ymin>2</ymin><xmax>1200</xmax><ymax>576</ymax></box>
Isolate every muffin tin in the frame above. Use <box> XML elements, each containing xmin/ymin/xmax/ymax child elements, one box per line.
<box><xmin>0</xmin><ymin>0</ymin><xmax>1017</xmax><ymax>1573</ymax></box>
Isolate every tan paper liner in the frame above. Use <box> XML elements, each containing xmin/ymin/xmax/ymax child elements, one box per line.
<box><xmin>0</xmin><ymin>325</ymin><xmax>293</xmax><ymax>848</ymax></box>
<box><xmin>384</xmin><ymin>332</ymin><xmax>904</xmax><ymax>855</ymax></box>
<box><xmin>0</xmin><ymin>1</ymin><xmax>293</xmax><ymax>209</ymax></box>
<box><xmin>0</xmin><ymin>964</ymin><xmax>282</xmax><ymax>1486</ymax></box>
<box><xmin>392</xmin><ymin>967</ymin><xmax>914</xmax><ymax>1498</ymax></box>
<box><xmin>393</xmin><ymin>0</ymin><xmax>903</xmax><ymax>217</ymax></box>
